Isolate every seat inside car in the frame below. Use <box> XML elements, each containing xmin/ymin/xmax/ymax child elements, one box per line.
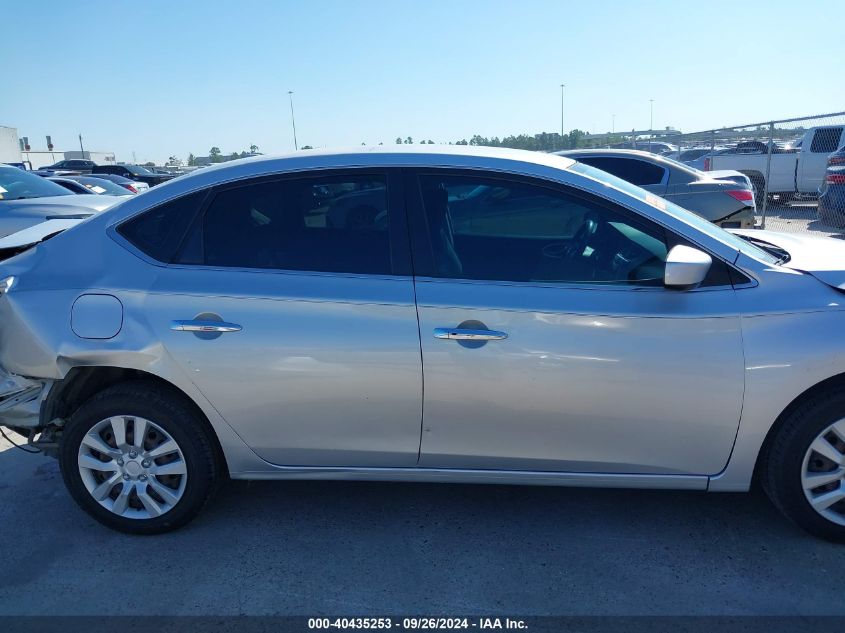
<box><xmin>421</xmin><ymin>183</ymin><xmax>463</xmax><ymax>276</ymax></box>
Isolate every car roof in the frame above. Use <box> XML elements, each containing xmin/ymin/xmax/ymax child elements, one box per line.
<box><xmin>165</xmin><ymin>145</ymin><xmax>577</xmax><ymax>190</ymax></box>
<box><xmin>556</xmin><ymin>148</ymin><xmax>664</xmax><ymax>160</ymax></box>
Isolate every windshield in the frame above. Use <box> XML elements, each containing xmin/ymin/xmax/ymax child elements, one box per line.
<box><xmin>568</xmin><ymin>162</ymin><xmax>780</xmax><ymax>265</ymax></box>
<box><xmin>72</xmin><ymin>176</ymin><xmax>132</xmax><ymax>196</ymax></box>
<box><xmin>0</xmin><ymin>166</ymin><xmax>74</xmax><ymax>200</ymax></box>
<box><xmin>125</xmin><ymin>165</ymin><xmax>154</xmax><ymax>176</ymax></box>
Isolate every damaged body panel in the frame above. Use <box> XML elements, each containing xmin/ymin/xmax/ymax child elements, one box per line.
<box><xmin>0</xmin><ymin>370</ymin><xmax>50</xmax><ymax>428</ymax></box>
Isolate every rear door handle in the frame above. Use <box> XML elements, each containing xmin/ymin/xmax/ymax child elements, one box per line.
<box><xmin>170</xmin><ymin>320</ymin><xmax>242</xmax><ymax>333</ymax></box>
<box><xmin>433</xmin><ymin>327</ymin><xmax>508</xmax><ymax>341</ymax></box>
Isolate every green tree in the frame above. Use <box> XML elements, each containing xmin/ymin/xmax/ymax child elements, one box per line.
<box><xmin>187</xmin><ymin>153</ymin><xmax>196</xmax><ymax>166</ymax></box>
<box><xmin>249</xmin><ymin>144</ymin><xmax>258</xmax><ymax>154</ymax></box>
<box><xmin>395</xmin><ymin>137</ymin><xmax>402</xmax><ymax>144</ymax></box>
<box><xmin>209</xmin><ymin>147</ymin><xmax>221</xmax><ymax>163</ymax></box>
<box><xmin>404</xmin><ymin>136</ymin><xmax>413</xmax><ymax>144</ymax></box>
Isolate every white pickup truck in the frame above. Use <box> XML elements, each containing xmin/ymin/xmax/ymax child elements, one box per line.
<box><xmin>705</xmin><ymin>125</ymin><xmax>844</xmax><ymax>203</ymax></box>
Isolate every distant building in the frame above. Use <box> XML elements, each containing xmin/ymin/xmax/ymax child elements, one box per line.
<box><xmin>1</xmin><ymin>125</ymin><xmax>116</xmax><ymax>168</ymax></box>
<box><xmin>63</xmin><ymin>150</ymin><xmax>117</xmax><ymax>165</ymax></box>
<box><xmin>0</xmin><ymin>126</ymin><xmax>21</xmax><ymax>163</ymax></box>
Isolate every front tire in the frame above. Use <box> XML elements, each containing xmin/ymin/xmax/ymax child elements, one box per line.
<box><xmin>763</xmin><ymin>389</ymin><xmax>845</xmax><ymax>541</ymax></box>
<box><xmin>59</xmin><ymin>381</ymin><xmax>219</xmax><ymax>534</ymax></box>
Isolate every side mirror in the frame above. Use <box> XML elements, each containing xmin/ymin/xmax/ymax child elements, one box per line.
<box><xmin>664</xmin><ymin>245</ymin><xmax>712</xmax><ymax>290</ymax></box>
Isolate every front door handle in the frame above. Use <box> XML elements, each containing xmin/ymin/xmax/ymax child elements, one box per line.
<box><xmin>433</xmin><ymin>327</ymin><xmax>508</xmax><ymax>341</ymax></box>
<box><xmin>170</xmin><ymin>320</ymin><xmax>242</xmax><ymax>333</ymax></box>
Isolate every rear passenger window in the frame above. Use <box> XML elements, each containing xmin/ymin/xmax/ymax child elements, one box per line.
<box><xmin>117</xmin><ymin>190</ymin><xmax>206</xmax><ymax>262</ymax></box>
<box><xmin>575</xmin><ymin>157</ymin><xmax>665</xmax><ymax>186</ymax></box>
<box><xmin>177</xmin><ymin>175</ymin><xmax>392</xmax><ymax>275</ymax></box>
<box><xmin>810</xmin><ymin>128</ymin><xmax>843</xmax><ymax>153</ymax></box>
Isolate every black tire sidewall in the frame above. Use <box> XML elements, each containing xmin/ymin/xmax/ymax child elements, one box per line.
<box><xmin>767</xmin><ymin>393</ymin><xmax>845</xmax><ymax>542</ymax></box>
<box><xmin>59</xmin><ymin>382</ymin><xmax>216</xmax><ymax>535</ymax></box>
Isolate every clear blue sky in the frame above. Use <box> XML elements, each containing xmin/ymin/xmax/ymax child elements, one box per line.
<box><xmin>2</xmin><ymin>0</ymin><xmax>843</xmax><ymax>164</ymax></box>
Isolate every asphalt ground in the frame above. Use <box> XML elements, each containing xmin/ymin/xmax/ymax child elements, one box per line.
<box><xmin>2</xmin><ymin>434</ymin><xmax>844</xmax><ymax>617</ymax></box>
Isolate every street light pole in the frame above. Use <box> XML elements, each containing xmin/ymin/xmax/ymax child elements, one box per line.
<box><xmin>78</xmin><ymin>133</ymin><xmax>84</xmax><ymax>156</ymax></box>
<box><xmin>288</xmin><ymin>91</ymin><xmax>298</xmax><ymax>151</ymax></box>
<box><xmin>649</xmin><ymin>99</ymin><xmax>654</xmax><ymax>153</ymax></box>
<box><xmin>612</xmin><ymin>114</ymin><xmax>616</xmax><ymax>134</ymax></box>
<box><xmin>560</xmin><ymin>84</ymin><xmax>566</xmax><ymax>142</ymax></box>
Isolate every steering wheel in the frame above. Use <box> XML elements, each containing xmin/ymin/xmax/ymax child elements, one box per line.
<box><xmin>559</xmin><ymin>213</ymin><xmax>599</xmax><ymax>261</ymax></box>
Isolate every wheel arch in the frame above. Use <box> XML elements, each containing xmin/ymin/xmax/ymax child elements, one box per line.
<box><xmin>43</xmin><ymin>366</ymin><xmax>229</xmax><ymax>474</ymax></box>
<box><xmin>753</xmin><ymin>371</ymin><xmax>845</xmax><ymax>483</ymax></box>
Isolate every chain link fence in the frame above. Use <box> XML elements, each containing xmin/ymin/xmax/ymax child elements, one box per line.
<box><xmin>583</xmin><ymin>112</ymin><xmax>845</xmax><ymax>236</ymax></box>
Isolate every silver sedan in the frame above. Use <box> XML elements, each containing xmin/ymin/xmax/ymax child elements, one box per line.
<box><xmin>1</xmin><ymin>146</ymin><xmax>845</xmax><ymax>539</ymax></box>
<box><xmin>557</xmin><ymin>149</ymin><xmax>756</xmax><ymax>229</ymax></box>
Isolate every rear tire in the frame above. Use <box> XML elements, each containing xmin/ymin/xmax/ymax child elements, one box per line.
<box><xmin>763</xmin><ymin>388</ymin><xmax>845</xmax><ymax>542</ymax></box>
<box><xmin>59</xmin><ymin>380</ymin><xmax>219</xmax><ymax>534</ymax></box>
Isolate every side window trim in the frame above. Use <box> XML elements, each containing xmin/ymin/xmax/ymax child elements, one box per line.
<box><xmin>112</xmin><ymin>189</ymin><xmax>211</xmax><ymax>265</ymax></box>
<box><xmin>170</xmin><ymin>168</ymin><xmax>413</xmax><ymax>277</ymax></box>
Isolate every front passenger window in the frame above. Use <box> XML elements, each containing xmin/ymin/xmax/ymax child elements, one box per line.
<box><xmin>418</xmin><ymin>175</ymin><xmax>668</xmax><ymax>286</ymax></box>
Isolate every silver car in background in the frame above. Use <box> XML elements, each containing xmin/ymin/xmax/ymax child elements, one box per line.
<box><xmin>0</xmin><ymin>165</ymin><xmax>123</xmax><ymax>259</ymax></box>
<box><xmin>557</xmin><ymin>149</ymin><xmax>756</xmax><ymax>228</ymax></box>
<box><xmin>3</xmin><ymin>146</ymin><xmax>845</xmax><ymax>540</ymax></box>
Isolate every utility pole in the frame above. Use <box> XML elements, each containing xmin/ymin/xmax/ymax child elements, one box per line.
<box><xmin>560</xmin><ymin>84</ymin><xmax>566</xmax><ymax>141</ymax></box>
<box><xmin>288</xmin><ymin>91</ymin><xmax>298</xmax><ymax>150</ymax></box>
<box><xmin>649</xmin><ymin>99</ymin><xmax>655</xmax><ymax>153</ymax></box>
<box><xmin>78</xmin><ymin>133</ymin><xmax>85</xmax><ymax>157</ymax></box>
<box><xmin>612</xmin><ymin>114</ymin><xmax>616</xmax><ymax>134</ymax></box>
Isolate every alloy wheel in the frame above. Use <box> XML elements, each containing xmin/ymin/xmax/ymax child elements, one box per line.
<box><xmin>77</xmin><ymin>416</ymin><xmax>188</xmax><ymax>519</ymax></box>
<box><xmin>801</xmin><ymin>418</ymin><xmax>845</xmax><ymax>526</ymax></box>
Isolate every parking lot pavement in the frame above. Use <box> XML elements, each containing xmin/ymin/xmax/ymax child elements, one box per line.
<box><xmin>759</xmin><ymin>201</ymin><xmax>843</xmax><ymax>238</ymax></box>
<box><xmin>2</xmin><ymin>435</ymin><xmax>845</xmax><ymax>617</ymax></box>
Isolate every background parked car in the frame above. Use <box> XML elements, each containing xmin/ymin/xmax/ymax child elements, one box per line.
<box><xmin>665</xmin><ymin>147</ymin><xmax>729</xmax><ymax>163</ymax></box>
<box><xmin>818</xmin><ymin>146</ymin><xmax>845</xmax><ymax>228</ymax></box>
<box><xmin>41</xmin><ymin>159</ymin><xmax>96</xmax><ymax>174</ymax></box>
<box><xmin>610</xmin><ymin>140</ymin><xmax>678</xmax><ymax>154</ymax></box>
<box><xmin>557</xmin><ymin>149</ymin><xmax>756</xmax><ymax>228</ymax></box>
<box><xmin>0</xmin><ymin>164</ymin><xmax>121</xmax><ymax>258</ymax></box>
<box><xmin>49</xmin><ymin>176</ymin><xmax>136</xmax><ymax>197</ymax></box>
<box><xmin>82</xmin><ymin>172</ymin><xmax>150</xmax><ymax>194</ymax></box>
<box><xmin>704</xmin><ymin>125</ymin><xmax>845</xmax><ymax>205</ymax></box>
<box><xmin>92</xmin><ymin>164</ymin><xmax>174</xmax><ymax>187</ymax></box>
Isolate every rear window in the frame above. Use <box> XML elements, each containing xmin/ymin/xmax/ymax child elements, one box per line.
<box><xmin>117</xmin><ymin>190</ymin><xmax>206</xmax><ymax>262</ymax></box>
<box><xmin>0</xmin><ymin>166</ymin><xmax>73</xmax><ymax>199</ymax></box>
<box><xmin>125</xmin><ymin>165</ymin><xmax>155</xmax><ymax>176</ymax></box>
<box><xmin>810</xmin><ymin>128</ymin><xmax>844</xmax><ymax>154</ymax></box>
<box><xmin>75</xmin><ymin>177</ymin><xmax>131</xmax><ymax>196</ymax></box>
<box><xmin>575</xmin><ymin>156</ymin><xmax>666</xmax><ymax>186</ymax></box>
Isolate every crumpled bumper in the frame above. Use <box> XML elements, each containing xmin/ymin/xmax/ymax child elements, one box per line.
<box><xmin>0</xmin><ymin>367</ymin><xmax>50</xmax><ymax>428</ymax></box>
